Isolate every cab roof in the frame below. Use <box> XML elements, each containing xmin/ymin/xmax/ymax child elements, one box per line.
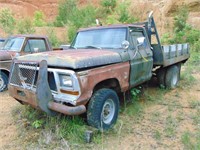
<box><xmin>9</xmin><ymin>34</ymin><xmax>48</xmax><ymax>38</ymax></box>
<box><xmin>78</xmin><ymin>23</ymin><xmax>145</xmax><ymax>32</ymax></box>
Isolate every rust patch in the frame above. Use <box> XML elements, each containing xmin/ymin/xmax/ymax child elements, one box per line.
<box><xmin>8</xmin><ymin>85</ymin><xmax>39</xmax><ymax>108</ymax></box>
<box><xmin>48</xmin><ymin>101</ymin><xmax>86</xmax><ymax>115</ymax></box>
<box><xmin>17</xmin><ymin>49</ymin><xmax>123</xmax><ymax>69</ymax></box>
<box><xmin>76</xmin><ymin>61</ymin><xmax>130</xmax><ymax>105</ymax></box>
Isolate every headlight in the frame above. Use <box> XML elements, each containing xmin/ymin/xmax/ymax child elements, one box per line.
<box><xmin>59</xmin><ymin>74</ymin><xmax>73</xmax><ymax>87</ymax></box>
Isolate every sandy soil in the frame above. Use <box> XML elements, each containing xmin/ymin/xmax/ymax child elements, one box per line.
<box><xmin>0</xmin><ymin>92</ymin><xmax>20</xmax><ymax>150</ymax></box>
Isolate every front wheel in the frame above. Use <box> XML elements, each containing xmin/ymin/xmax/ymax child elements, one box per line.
<box><xmin>87</xmin><ymin>88</ymin><xmax>119</xmax><ymax>130</ymax></box>
<box><xmin>0</xmin><ymin>72</ymin><xmax>8</xmax><ymax>92</ymax></box>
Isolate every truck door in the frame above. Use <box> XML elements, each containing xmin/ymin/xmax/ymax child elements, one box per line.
<box><xmin>128</xmin><ymin>28</ymin><xmax>153</xmax><ymax>87</ymax></box>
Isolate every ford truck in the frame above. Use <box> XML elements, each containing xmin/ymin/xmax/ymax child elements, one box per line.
<box><xmin>8</xmin><ymin>13</ymin><xmax>189</xmax><ymax>130</ymax></box>
<box><xmin>0</xmin><ymin>35</ymin><xmax>55</xmax><ymax>91</ymax></box>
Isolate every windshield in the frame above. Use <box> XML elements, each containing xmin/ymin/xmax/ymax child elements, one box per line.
<box><xmin>1</xmin><ymin>37</ymin><xmax>24</xmax><ymax>51</ymax></box>
<box><xmin>72</xmin><ymin>28</ymin><xmax>127</xmax><ymax>49</ymax></box>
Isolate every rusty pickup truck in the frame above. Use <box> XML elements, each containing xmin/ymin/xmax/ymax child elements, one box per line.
<box><xmin>0</xmin><ymin>35</ymin><xmax>55</xmax><ymax>92</ymax></box>
<box><xmin>8</xmin><ymin>13</ymin><xmax>189</xmax><ymax>130</ymax></box>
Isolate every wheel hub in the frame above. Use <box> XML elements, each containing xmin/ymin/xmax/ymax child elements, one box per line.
<box><xmin>172</xmin><ymin>73</ymin><xmax>178</xmax><ymax>85</ymax></box>
<box><xmin>102</xmin><ymin>99</ymin><xmax>115</xmax><ymax>124</ymax></box>
<box><xmin>0</xmin><ymin>77</ymin><xmax>4</xmax><ymax>89</ymax></box>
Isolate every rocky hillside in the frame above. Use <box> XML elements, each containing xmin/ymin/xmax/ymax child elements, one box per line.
<box><xmin>0</xmin><ymin>0</ymin><xmax>59</xmax><ymax>21</ymax></box>
<box><xmin>0</xmin><ymin>0</ymin><xmax>199</xmax><ymax>36</ymax></box>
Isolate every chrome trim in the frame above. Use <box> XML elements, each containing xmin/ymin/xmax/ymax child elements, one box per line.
<box><xmin>0</xmin><ymin>60</ymin><xmax>12</xmax><ymax>63</ymax></box>
<box><xmin>9</xmin><ymin>64</ymin><xmax>81</xmax><ymax>105</ymax></box>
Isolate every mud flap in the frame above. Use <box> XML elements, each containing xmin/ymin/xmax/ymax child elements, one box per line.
<box><xmin>36</xmin><ymin>60</ymin><xmax>57</xmax><ymax>116</ymax></box>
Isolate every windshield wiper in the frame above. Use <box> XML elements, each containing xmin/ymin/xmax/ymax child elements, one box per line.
<box><xmin>84</xmin><ymin>45</ymin><xmax>102</xmax><ymax>49</ymax></box>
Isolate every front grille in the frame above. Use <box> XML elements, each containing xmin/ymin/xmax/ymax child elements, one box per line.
<box><xmin>10</xmin><ymin>62</ymin><xmax>38</xmax><ymax>89</ymax></box>
<box><xmin>10</xmin><ymin>62</ymin><xmax>57</xmax><ymax>91</ymax></box>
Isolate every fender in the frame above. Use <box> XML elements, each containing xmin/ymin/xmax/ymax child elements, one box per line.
<box><xmin>76</xmin><ymin>62</ymin><xmax>130</xmax><ymax>105</ymax></box>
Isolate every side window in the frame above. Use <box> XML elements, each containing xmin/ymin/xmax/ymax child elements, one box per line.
<box><xmin>24</xmin><ymin>39</ymin><xmax>47</xmax><ymax>53</ymax></box>
<box><xmin>130</xmin><ymin>31</ymin><xmax>147</xmax><ymax>50</ymax></box>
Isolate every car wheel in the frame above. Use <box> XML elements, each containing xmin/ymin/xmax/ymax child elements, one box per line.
<box><xmin>0</xmin><ymin>72</ymin><xmax>8</xmax><ymax>92</ymax></box>
<box><xmin>87</xmin><ymin>88</ymin><xmax>119</xmax><ymax>130</ymax></box>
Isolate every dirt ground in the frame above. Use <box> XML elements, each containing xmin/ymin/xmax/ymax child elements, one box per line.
<box><xmin>0</xmin><ymin>72</ymin><xmax>199</xmax><ymax>150</ymax></box>
<box><xmin>101</xmin><ymin>73</ymin><xmax>200</xmax><ymax>150</ymax></box>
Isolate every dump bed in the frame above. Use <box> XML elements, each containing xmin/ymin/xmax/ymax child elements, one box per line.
<box><xmin>152</xmin><ymin>43</ymin><xmax>190</xmax><ymax>66</ymax></box>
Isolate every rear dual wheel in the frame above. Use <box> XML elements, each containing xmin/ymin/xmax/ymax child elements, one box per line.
<box><xmin>157</xmin><ymin>68</ymin><xmax>166</xmax><ymax>88</ymax></box>
<box><xmin>157</xmin><ymin>64</ymin><xmax>181</xmax><ymax>89</ymax></box>
<box><xmin>165</xmin><ymin>65</ymin><xmax>180</xmax><ymax>89</ymax></box>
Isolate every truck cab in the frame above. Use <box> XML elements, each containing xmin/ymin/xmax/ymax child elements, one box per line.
<box><xmin>71</xmin><ymin>25</ymin><xmax>153</xmax><ymax>87</ymax></box>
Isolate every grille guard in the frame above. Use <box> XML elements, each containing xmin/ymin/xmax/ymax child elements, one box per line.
<box><xmin>9</xmin><ymin>59</ymin><xmax>86</xmax><ymax>116</ymax></box>
<box><xmin>36</xmin><ymin>60</ymin><xmax>57</xmax><ymax>116</ymax></box>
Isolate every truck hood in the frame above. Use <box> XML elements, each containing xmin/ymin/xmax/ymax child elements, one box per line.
<box><xmin>17</xmin><ymin>49</ymin><xmax>123</xmax><ymax>69</ymax></box>
<box><xmin>0</xmin><ymin>50</ymin><xmax>18</xmax><ymax>61</ymax></box>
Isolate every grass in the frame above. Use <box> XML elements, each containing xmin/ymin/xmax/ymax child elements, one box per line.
<box><xmin>181</xmin><ymin>131</ymin><xmax>200</xmax><ymax>150</ymax></box>
<box><xmin>10</xmin><ymin>50</ymin><xmax>199</xmax><ymax>149</ymax></box>
<box><xmin>12</xmin><ymin>106</ymin><xmax>92</xmax><ymax>149</ymax></box>
<box><xmin>192</xmin><ymin>108</ymin><xmax>200</xmax><ymax>126</ymax></box>
<box><xmin>164</xmin><ymin>115</ymin><xmax>177</xmax><ymax>138</ymax></box>
<box><xmin>153</xmin><ymin>130</ymin><xmax>161</xmax><ymax>140</ymax></box>
<box><xmin>189</xmin><ymin>100</ymin><xmax>200</xmax><ymax>109</ymax></box>
<box><xmin>150</xmin><ymin>112</ymin><xmax>161</xmax><ymax>123</ymax></box>
<box><xmin>179</xmin><ymin>51</ymin><xmax>200</xmax><ymax>89</ymax></box>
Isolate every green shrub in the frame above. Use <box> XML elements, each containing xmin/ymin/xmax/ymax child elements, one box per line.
<box><xmin>33</xmin><ymin>11</ymin><xmax>46</xmax><ymax>27</ymax></box>
<box><xmin>55</xmin><ymin>0</ymin><xmax>97</xmax><ymax>42</ymax></box>
<box><xmin>17</xmin><ymin>18</ymin><xmax>35</xmax><ymax>34</ymax></box>
<box><xmin>105</xmin><ymin>14</ymin><xmax>119</xmax><ymax>24</ymax></box>
<box><xmin>67</xmin><ymin>5</ymin><xmax>97</xmax><ymax>42</ymax></box>
<box><xmin>131</xmin><ymin>87</ymin><xmax>141</xmax><ymax>100</ymax></box>
<box><xmin>55</xmin><ymin>0</ymin><xmax>77</xmax><ymax>27</ymax></box>
<box><xmin>101</xmin><ymin>0</ymin><xmax>116</xmax><ymax>14</ymax></box>
<box><xmin>68</xmin><ymin>25</ymin><xmax>77</xmax><ymax>43</ymax></box>
<box><xmin>0</xmin><ymin>8</ymin><xmax>15</xmax><ymax>35</ymax></box>
<box><xmin>70</xmin><ymin>5</ymin><xmax>96</xmax><ymax>28</ymax></box>
<box><xmin>117</xmin><ymin>2</ymin><xmax>138</xmax><ymax>23</ymax></box>
<box><xmin>174</xmin><ymin>6</ymin><xmax>188</xmax><ymax>33</ymax></box>
<box><xmin>161</xmin><ymin>33</ymin><xmax>171</xmax><ymax>44</ymax></box>
<box><xmin>161</xmin><ymin>6</ymin><xmax>200</xmax><ymax>54</ymax></box>
<box><xmin>192</xmin><ymin>39</ymin><xmax>200</xmax><ymax>52</ymax></box>
<box><xmin>46</xmin><ymin>28</ymin><xmax>60</xmax><ymax>47</ymax></box>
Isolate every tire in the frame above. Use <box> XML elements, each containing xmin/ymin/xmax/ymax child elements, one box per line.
<box><xmin>165</xmin><ymin>65</ymin><xmax>180</xmax><ymax>89</ymax></box>
<box><xmin>157</xmin><ymin>68</ymin><xmax>166</xmax><ymax>88</ymax></box>
<box><xmin>0</xmin><ymin>72</ymin><xmax>8</xmax><ymax>92</ymax></box>
<box><xmin>87</xmin><ymin>88</ymin><xmax>119</xmax><ymax>130</ymax></box>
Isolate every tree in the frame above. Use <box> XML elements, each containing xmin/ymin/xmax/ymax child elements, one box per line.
<box><xmin>17</xmin><ymin>18</ymin><xmax>35</xmax><ymax>34</ymax></box>
<box><xmin>0</xmin><ymin>8</ymin><xmax>15</xmax><ymax>35</ymax></box>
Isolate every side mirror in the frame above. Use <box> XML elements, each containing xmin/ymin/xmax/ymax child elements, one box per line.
<box><xmin>121</xmin><ymin>40</ymin><xmax>130</xmax><ymax>50</ymax></box>
<box><xmin>33</xmin><ymin>48</ymin><xmax>39</xmax><ymax>53</ymax></box>
<box><xmin>14</xmin><ymin>53</ymin><xmax>20</xmax><ymax>58</ymax></box>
